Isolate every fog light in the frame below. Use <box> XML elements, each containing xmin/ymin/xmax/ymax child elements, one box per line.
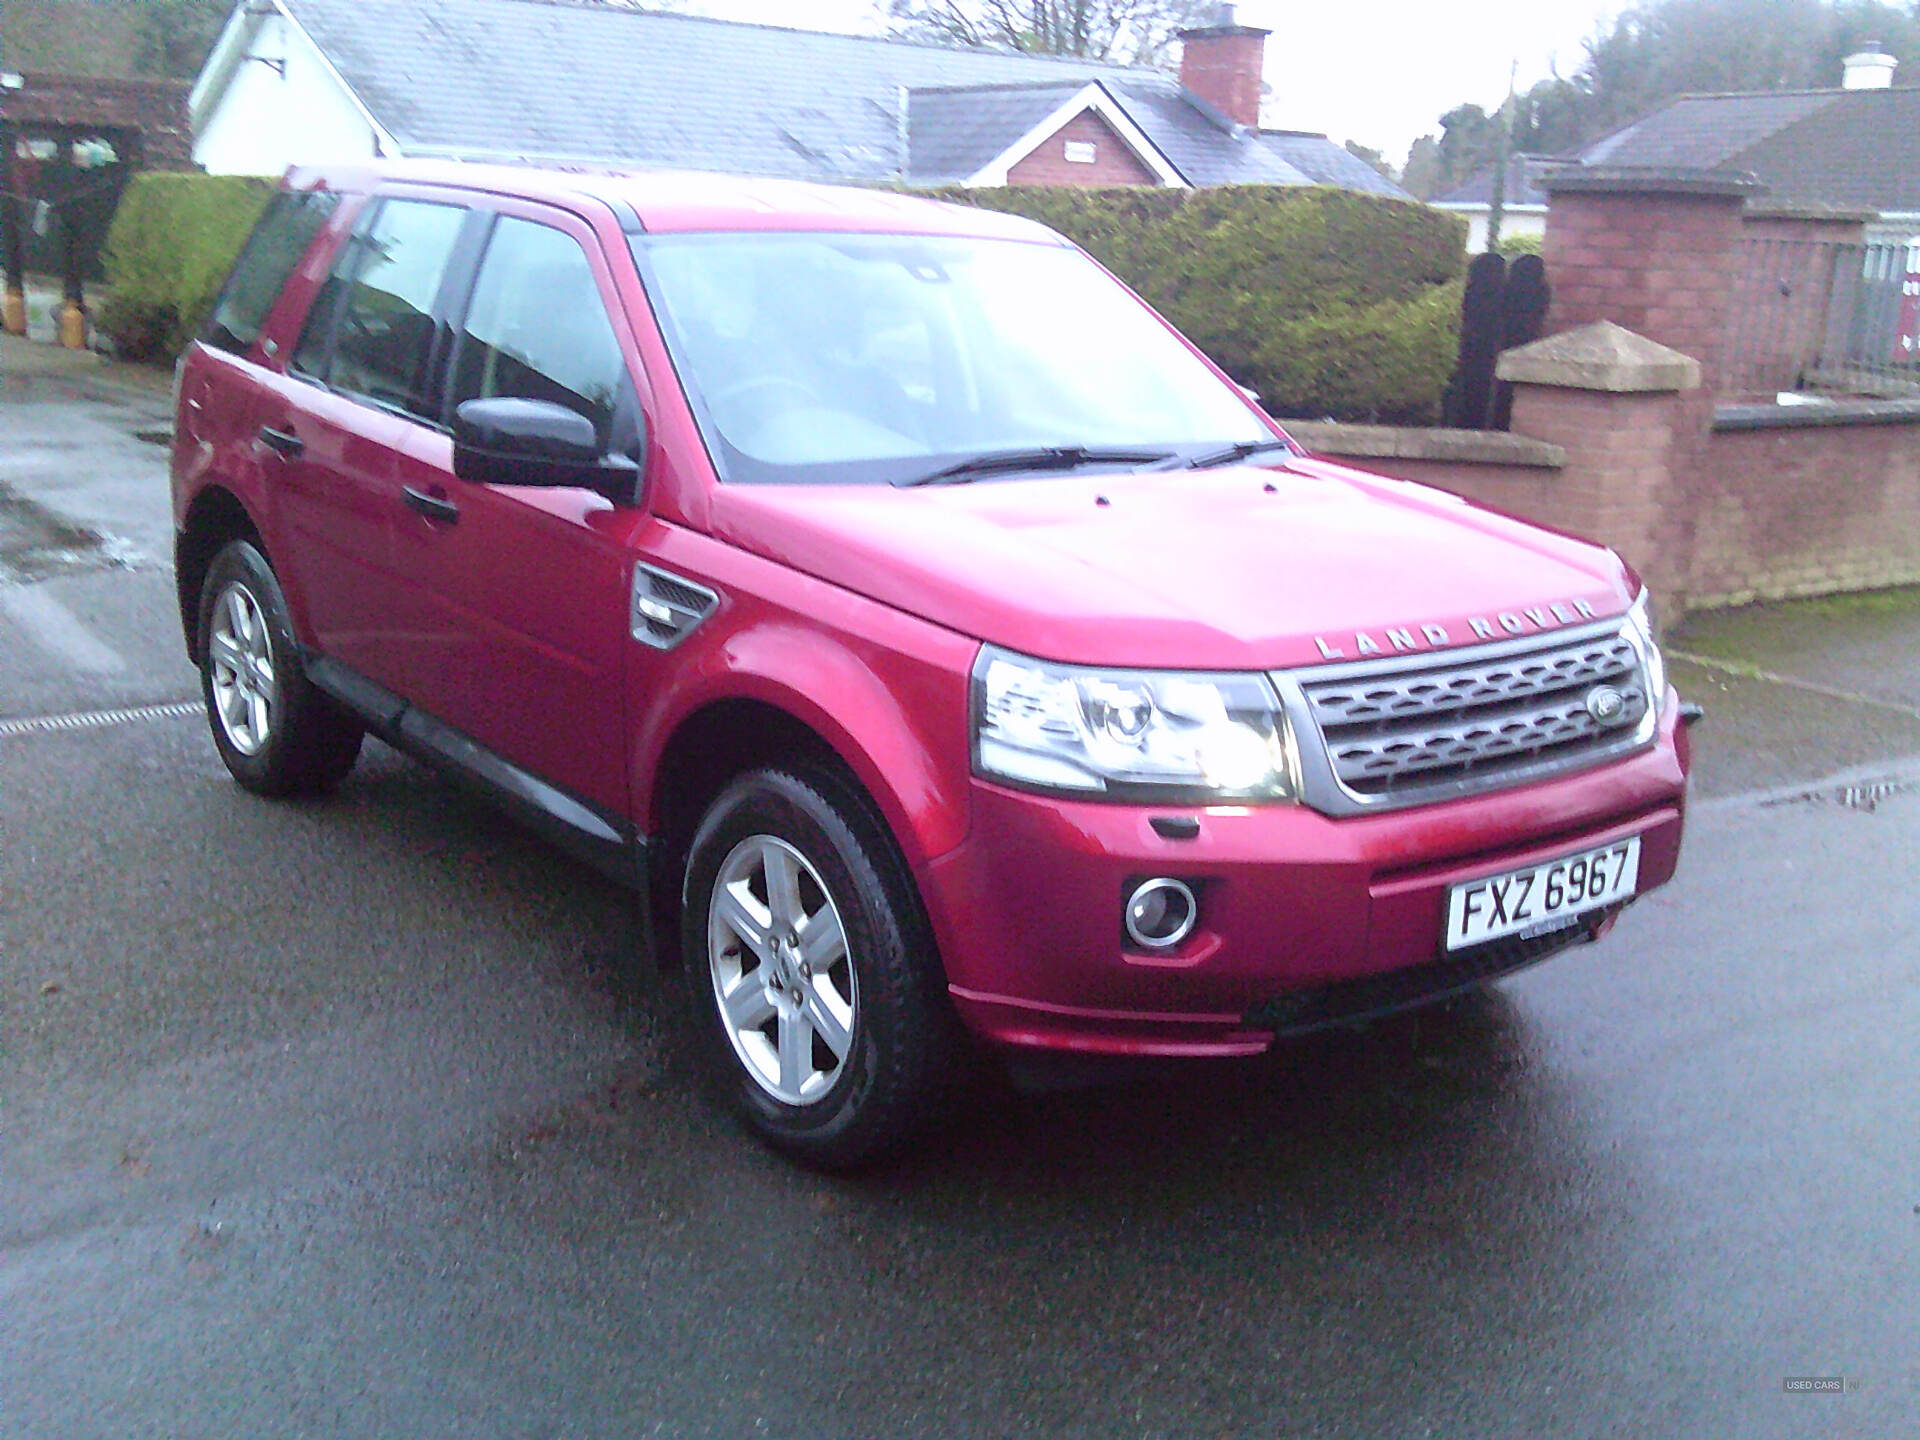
<box><xmin>1124</xmin><ymin>877</ymin><xmax>1198</xmax><ymax>950</ymax></box>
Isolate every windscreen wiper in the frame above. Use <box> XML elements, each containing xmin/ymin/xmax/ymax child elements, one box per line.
<box><xmin>895</xmin><ymin>446</ymin><xmax>1174</xmax><ymax>488</ymax></box>
<box><xmin>1157</xmin><ymin>437</ymin><xmax>1297</xmax><ymax>471</ymax></box>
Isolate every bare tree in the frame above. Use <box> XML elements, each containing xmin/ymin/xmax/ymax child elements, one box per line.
<box><xmin>884</xmin><ymin>0</ymin><xmax>1221</xmax><ymax>65</ymax></box>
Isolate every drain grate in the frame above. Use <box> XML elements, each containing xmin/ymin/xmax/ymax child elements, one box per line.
<box><xmin>0</xmin><ymin>699</ymin><xmax>201</xmax><ymax>739</ymax></box>
<box><xmin>1762</xmin><ymin>776</ymin><xmax>1916</xmax><ymax>815</ymax></box>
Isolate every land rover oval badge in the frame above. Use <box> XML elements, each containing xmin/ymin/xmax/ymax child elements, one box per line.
<box><xmin>1585</xmin><ymin>684</ymin><xmax>1628</xmax><ymax>726</ymax></box>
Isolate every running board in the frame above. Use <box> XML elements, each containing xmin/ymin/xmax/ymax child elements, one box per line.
<box><xmin>304</xmin><ymin>654</ymin><xmax>647</xmax><ymax>895</ymax></box>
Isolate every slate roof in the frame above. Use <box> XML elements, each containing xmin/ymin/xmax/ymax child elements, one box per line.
<box><xmin>1257</xmin><ymin>131</ymin><xmax>1410</xmax><ymax>197</ymax></box>
<box><xmin>1578</xmin><ymin>90</ymin><xmax>1840</xmax><ymax>170</ymax></box>
<box><xmin>1729</xmin><ymin>88</ymin><xmax>1920</xmax><ymax>210</ymax></box>
<box><xmin>1438</xmin><ymin>86</ymin><xmax>1920</xmax><ymax>216</ymax></box>
<box><xmin>1102</xmin><ymin>79</ymin><xmax>1310</xmax><ymax>188</ymax></box>
<box><xmin>1432</xmin><ymin>153</ymin><xmax>1567</xmax><ymax>208</ymax></box>
<box><xmin>267</xmin><ymin>0</ymin><xmax>1401</xmax><ymax>194</ymax></box>
<box><xmin>907</xmin><ymin>83</ymin><xmax>1089</xmax><ymax>184</ymax></box>
<box><xmin>279</xmin><ymin>0</ymin><xmax>1133</xmax><ymax>180</ymax></box>
<box><xmin>906</xmin><ymin>76</ymin><xmax>1333</xmax><ymax>187</ymax></box>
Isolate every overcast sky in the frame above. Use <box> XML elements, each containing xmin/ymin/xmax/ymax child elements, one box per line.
<box><xmin>674</xmin><ymin>0</ymin><xmax>1621</xmax><ymax>165</ymax></box>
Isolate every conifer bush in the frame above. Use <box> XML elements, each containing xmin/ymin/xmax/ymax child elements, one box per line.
<box><xmin>937</xmin><ymin>184</ymin><xmax>1467</xmax><ymax>424</ymax></box>
<box><xmin>99</xmin><ymin>173</ymin><xmax>272</xmax><ymax>360</ymax></box>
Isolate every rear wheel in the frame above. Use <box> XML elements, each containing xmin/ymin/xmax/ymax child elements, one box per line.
<box><xmin>197</xmin><ymin>540</ymin><xmax>362</xmax><ymax>796</ymax></box>
<box><xmin>681</xmin><ymin>767</ymin><xmax>949</xmax><ymax>1168</ymax></box>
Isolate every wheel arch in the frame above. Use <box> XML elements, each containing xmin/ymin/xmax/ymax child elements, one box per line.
<box><xmin>175</xmin><ymin>485</ymin><xmax>264</xmax><ymax>663</ymax></box>
<box><xmin>638</xmin><ymin>650</ymin><xmax>972</xmax><ymax>968</ymax></box>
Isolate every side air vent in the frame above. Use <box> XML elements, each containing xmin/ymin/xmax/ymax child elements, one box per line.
<box><xmin>630</xmin><ymin>563</ymin><xmax>719</xmax><ymax>650</ymax></box>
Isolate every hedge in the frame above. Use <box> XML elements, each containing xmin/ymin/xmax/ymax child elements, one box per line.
<box><xmin>94</xmin><ymin>172</ymin><xmax>1469</xmax><ymax>419</ymax></box>
<box><xmin>99</xmin><ymin>173</ymin><xmax>273</xmax><ymax>361</ymax></box>
<box><xmin>1495</xmin><ymin>230</ymin><xmax>1545</xmax><ymax>259</ymax></box>
<box><xmin>934</xmin><ymin>185</ymin><xmax>1468</xmax><ymax>424</ymax></box>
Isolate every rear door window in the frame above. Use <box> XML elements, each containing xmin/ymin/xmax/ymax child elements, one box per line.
<box><xmin>447</xmin><ymin>216</ymin><xmax>630</xmax><ymax>442</ymax></box>
<box><xmin>294</xmin><ymin>198</ymin><xmax>468</xmax><ymax>421</ymax></box>
<box><xmin>201</xmin><ymin>188</ymin><xmax>340</xmax><ymax>356</ymax></box>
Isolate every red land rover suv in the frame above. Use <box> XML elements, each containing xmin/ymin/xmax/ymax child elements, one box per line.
<box><xmin>171</xmin><ymin>162</ymin><xmax>1690</xmax><ymax>1166</ymax></box>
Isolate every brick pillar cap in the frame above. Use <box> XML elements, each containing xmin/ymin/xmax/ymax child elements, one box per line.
<box><xmin>1539</xmin><ymin>165</ymin><xmax>1764</xmax><ymax>199</ymax></box>
<box><xmin>1745</xmin><ymin>200</ymin><xmax>1879</xmax><ymax>223</ymax></box>
<box><xmin>1496</xmin><ymin>320</ymin><xmax>1702</xmax><ymax>393</ymax></box>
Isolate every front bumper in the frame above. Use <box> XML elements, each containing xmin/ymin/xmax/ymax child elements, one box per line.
<box><xmin>918</xmin><ymin>698</ymin><xmax>1690</xmax><ymax>1056</ymax></box>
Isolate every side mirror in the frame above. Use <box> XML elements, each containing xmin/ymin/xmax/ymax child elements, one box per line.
<box><xmin>452</xmin><ymin>397</ymin><xmax>641</xmax><ymax>502</ymax></box>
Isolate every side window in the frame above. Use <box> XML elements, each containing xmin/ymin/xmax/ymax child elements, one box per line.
<box><xmin>449</xmin><ymin>217</ymin><xmax>629</xmax><ymax>441</ymax></box>
<box><xmin>295</xmin><ymin>199</ymin><xmax>466</xmax><ymax>420</ymax></box>
<box><xmin>202</xmin><ymin>189</ymin><xmax>340</xmax><ymax>356</ymax></box>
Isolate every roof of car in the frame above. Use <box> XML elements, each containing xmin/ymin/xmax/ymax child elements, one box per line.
<box><xmin>286</xmin><ymin>159</ymin><xmax>1070</xmax><ymax>241</ymax></box>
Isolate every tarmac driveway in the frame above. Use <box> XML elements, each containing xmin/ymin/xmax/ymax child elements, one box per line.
<box><xmin>4</xmin><ymin>340</ymin><xmax>1919</xmax><ymax>1439</ymax></box>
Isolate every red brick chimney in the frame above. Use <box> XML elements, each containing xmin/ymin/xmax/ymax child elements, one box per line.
<box><xmin>1178</xmin><ymin>4</ymin><xmax>1270</xmax><ymax>130</ymax></box>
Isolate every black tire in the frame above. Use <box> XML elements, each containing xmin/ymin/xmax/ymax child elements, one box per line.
<box><xmin>197</xmin><ymin>540</ymin><xmax>363</xmax><ymax>797</ymax></box>
<box><xmin>680</xmin><ymin>766</ymin><xmax>951</xmax><ymax>1169</ymax></box>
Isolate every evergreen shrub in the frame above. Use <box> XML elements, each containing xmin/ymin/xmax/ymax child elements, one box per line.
<box><xmin>99</xmin><ymin>173</ymin><xmax>272</xmax><ymax>360</ymax></box>
<box><xmin>934</xmin><ymin>184</ymin><xmax>1468</xmax><ymax>424</ymax></box>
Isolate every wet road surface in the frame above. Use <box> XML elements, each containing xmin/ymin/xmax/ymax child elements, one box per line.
<box><xmin>3</xmin><ymin>359</ymin><xmax>1918</xmax><ymax>1437</ymax></box>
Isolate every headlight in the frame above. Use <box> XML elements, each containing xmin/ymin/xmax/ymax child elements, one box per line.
<box><xmin>1627</xmin><ymin>590</ymin><xmax>1667</xmax><ymax>705</ymax></box>
<box><xmin>971</xmin><ymin>646</ymin><xmax>1298</xmax><ymax>801</ymax></box>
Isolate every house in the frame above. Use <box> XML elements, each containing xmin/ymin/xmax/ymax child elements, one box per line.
<box><xmin>1435</xmin><ymin>46</ymin><xmax>1920</xmax><ymax>250</ymax></box>
<box><xmin>1430</xmin><ymin>153</ymin><xmax>1561</xmax><ymax>253</ymax></box>
<box><xmin>185</xmin><ymin>0</ymin><xmax>1408</xmax><ymax>198</ymax></box>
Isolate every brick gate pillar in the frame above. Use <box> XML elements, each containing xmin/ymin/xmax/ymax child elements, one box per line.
<box><xmin>1538</xmin><ymin>167</ymin><xmax>1759</xmax><ymax>394</ymax></box>
<box><xmin>1497</xmin><ymin>322</ymin><xmax>1704</xmax><ymax>617</ymax></box>
<box><xmin>1524</xmin><ymin>168</ymin><xmax>1765</xmax><ymax>618</ymax></box>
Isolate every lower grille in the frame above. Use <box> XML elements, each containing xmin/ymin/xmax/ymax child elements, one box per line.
<box><xmin>1290</xmin><ymin>624</ymin><xmax>1651</xmax><ymax>806</ymax></box>
<box><xmin>1243</xmin><ymin>919</ymin><xmax>1599</xmax><ymax>1036</ymax></box>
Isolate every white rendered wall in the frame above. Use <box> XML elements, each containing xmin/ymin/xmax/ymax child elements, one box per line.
<box><xmin>194</xmin><ymin>14</ymin><xmax>386</xmax><ymax>176</ymax></box>
<box><xmin>1437</xmin><ymin>205</ymin><xmax>1548</xmax><ymax>254</ymax></box>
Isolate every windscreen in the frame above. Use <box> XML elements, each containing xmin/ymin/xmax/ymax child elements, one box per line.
<box><xmin>635</xmin><ymin>232</ymin><xmax>1272</xmax><ymax>485</ymax></box>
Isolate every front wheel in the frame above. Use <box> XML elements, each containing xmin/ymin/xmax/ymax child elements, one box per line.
<box><xmin>681</xmin><ymin>767</ymin><xmax>950</xmax><ymax>1168</ymax></box>
<box><xmin>197</xmin><ymin>540</ymin><xmax>363</xmax><ymax>796</ymax></box>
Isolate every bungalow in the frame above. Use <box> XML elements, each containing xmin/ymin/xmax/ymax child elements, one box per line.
<box><xmin>1437</xmin><ymin>47</ymin><xmax>1920</xmax><ymax>251</ymax></box>
<box><xmin>184</xmin><ymin>0</ymin><xmax>1406</xmax><ymax>198</ymax></box>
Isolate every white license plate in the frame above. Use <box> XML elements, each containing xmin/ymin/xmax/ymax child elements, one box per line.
<box><xmin>1445</xmin><ymin>836</ymin><xmax>1641</xmax><ymax>951</ymax></box>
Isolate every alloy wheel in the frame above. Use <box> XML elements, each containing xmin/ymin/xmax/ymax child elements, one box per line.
<box><xmin>207</xmin><ymin>581</ymin><xmax>276</xmax><ymax>756</ymax></box>
<box><xmin>707</xmin><ymin>834</ymin><xmax>857</xmax><ymax>1106</ymax></box>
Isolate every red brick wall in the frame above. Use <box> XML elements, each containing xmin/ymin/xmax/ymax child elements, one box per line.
<box><xmin>1305</xmin><ymin>398</ymin><xmax>1920</xmax><ymax>617</ymax></box>
<box><xmin>1543</xmin><ymin>189</ymin><xmax>1747</xmax><ymax>392</ymax></box>
<box><xmin>1006</xmin><ymin>110</ymin><xmax>1158</xmax><ymax>188</ymax></box>
<box><xmin>1689</xmin><ymin>420</ymin><xmax>1920</xmax><ymax>605</ymax></box>
<box><xmin>1318</xmin><ymin>389</ymin><xmax>1695</xmax><ymax>603</ymax></box>
<box><xmin>1741</xmin><ymin>214</ymin><xmax>1869</xmax><ymax>245</ymax></box>
<box><xmin>1178</xmin><ymin>29</ymin><xmax>1266</xmax><ymax>128</ymax></box>
<box><xmin>1722</xmin><ymin>214</ymin><xmax>1870</xmax><ymax>399</ymax></box>
<box><xmin>1312</xmin><ymin>182</ymin><xmax>1920</xmax><ymax>618</ymax></box>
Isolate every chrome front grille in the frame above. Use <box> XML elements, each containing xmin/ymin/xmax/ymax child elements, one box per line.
<box><xmin>1287</xmin><ymin>626</ymin><xmax>1652</xmax><ymax>807</ymax></box>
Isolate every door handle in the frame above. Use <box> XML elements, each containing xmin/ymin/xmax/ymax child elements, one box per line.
<box><xmin>257</xmin><ymin>425</ymin><xmax>304</xmax><ymax>457</ymax></box>
<box><xmin>403</xmin><ymin>485</ymin><xmax>460</xmax><ymax>524</ymax></box>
